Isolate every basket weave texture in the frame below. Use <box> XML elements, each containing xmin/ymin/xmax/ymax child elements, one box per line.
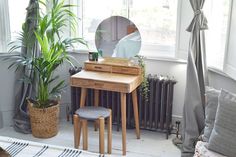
<box><xmin>28</xmin><ymin>102</ymin><xmax>59</xmax><ymax>138</ymax></box>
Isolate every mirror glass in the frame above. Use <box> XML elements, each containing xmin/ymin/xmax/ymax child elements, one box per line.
<box><xmin>95</xmin><ymin>16</ymin><xmax>141</xmax><ymax>59</ymax></box>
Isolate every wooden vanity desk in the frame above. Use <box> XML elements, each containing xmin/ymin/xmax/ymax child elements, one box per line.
<box><xmin>70</xmin><ymin>58</ymin><xmax>142</xmax><ymax>155</ymax></box>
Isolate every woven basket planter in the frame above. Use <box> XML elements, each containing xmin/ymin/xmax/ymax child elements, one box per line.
<box><xmin>28</xmin><ymin>102</ymin><xmax>59</xmax><ymax>138</ymax></box>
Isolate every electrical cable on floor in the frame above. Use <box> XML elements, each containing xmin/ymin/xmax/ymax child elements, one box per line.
<box><xmin>172</xmin><ymin>121</ymin><xmax>182</xmax><ymax>150</ymax></box>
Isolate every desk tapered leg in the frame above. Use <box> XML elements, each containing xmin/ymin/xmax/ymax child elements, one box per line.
<box><xmin>132</xmin><ymin>89</ymin><xmax>140</xmax><ymax>139</ymax></box>
<box><xmin>94</xmin><ymin>90</ymin><xmax>99</xmax><ymax>131</ymax></box>
<box><xmin>80</xmin><ymin>88</ymin><xmax>87</xmax><ymax>108</ymax></box>
<box><xmin>120</xmin><ymin>92</ymin><xmax>126</xmax><ymax>155</ymax></box>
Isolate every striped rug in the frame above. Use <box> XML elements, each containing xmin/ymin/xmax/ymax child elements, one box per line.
<box><xmin>0</xmin><ymin>136</ymin><xmax>103</xmax><ymax>157</ymax></box>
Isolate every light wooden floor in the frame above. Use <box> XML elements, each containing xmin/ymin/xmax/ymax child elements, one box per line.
<box><xmin>0</xmin><ymin>120</ymin><xmax>180</xmax><ymax>157</ymax></box>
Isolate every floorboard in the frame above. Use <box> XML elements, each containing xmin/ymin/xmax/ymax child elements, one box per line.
<box><xmin>0</xmin><ymin>120</ymin><xmax>180</xmax><ymax>157</ymax></box>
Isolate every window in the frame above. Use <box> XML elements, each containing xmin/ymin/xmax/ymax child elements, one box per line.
<box><xmin>75</xmin><ymin>0</ymin><xmax>127</xmax><ymax>50</ymax></box>
<box><xmin>204</xmin><ymin>0</ymin><xmax>231</xmax><ymax>70</ymax></box>
<box><xmin>8</xmin><ymin>0</ymin><xmax>28</xmax><ymax>40</ymax></box>
<box><xmin>73</xmin><ymin>0</ymin><xmax>234</xmax><ymax>73</ymax></box>
<box><xmin>74</xmin><ymin>0</ymin><xmax>178</xmax><ymax>57</ymax></box>
<box><xmin>129</xmin><ymin>0</ymin><xmax>178</xmax><ymax>57</ymax></box>
<box><xmin>4</xmin><ymin>0</ymin><xmax>234</xmax><ymax>78</ymax></box>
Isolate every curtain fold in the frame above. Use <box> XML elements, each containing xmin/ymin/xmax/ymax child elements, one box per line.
<box><xmin>182</xmin><ymin>0</ymin><xmax>209</xmax><ymax>156</ymax></box>
<box><xmin>13</xmin><ymin>0</ymin><xmax>39</xmax><ymax>134</ymax></box>
<box><xmin>0</xmin><ymin>0</ymin><xmax>11</xmax><ymax>52</ymax></box>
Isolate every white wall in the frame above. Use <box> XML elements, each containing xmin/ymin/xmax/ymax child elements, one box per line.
<box><xmin>58</xmin><ymin>54</ymin><xmax>236</xmax><ymax>121</ymax></box>
<box><xmin>1</xmin><ymin>0</ymin><xmax>236</xmax><ymax>127</ymax></box>
<box><xmin>145</xmin><ymin>59</ymin><xmax>187</xmax><ymax>118</ymax></box>
<box><xmin>0</xmin><ymin>60</ymin><xmax>15</xmax><ymax>128</ymax></box>
<box><xmin>1</xmin><ymin>53</ymin><xmax>236</xmax><ymax>127</ymax></box>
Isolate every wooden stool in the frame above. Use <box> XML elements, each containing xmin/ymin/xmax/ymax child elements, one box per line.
<box><xmin>73</xmin><ymin>106</ymin><xmax>112</xmax><ymax>154</ymax></box>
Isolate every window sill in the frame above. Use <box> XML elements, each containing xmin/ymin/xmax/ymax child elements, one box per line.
<box><xmin>145</xmin><ymin>57</ymin><xmax>236</xmax><ymax>82</ymax></box>
<box><xmin>208</xmin><ymin>67</ymin><xmax>236</xmax><ymax>82</ymax></box>
<box><xmin>144</xmin><ymin>55</ymin><xmax>187</xmax><ymax>64</ymax></box>
<box><xmin>68</xmin><ymin>49</ymin><xmax>187</xmax><ymax>63</ymax></box>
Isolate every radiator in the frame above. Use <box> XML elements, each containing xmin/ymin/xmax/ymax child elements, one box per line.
<box><xmin>69</xmin><ymin>68</ymin><xmax>177</xmax><ymax>139</ymax></box>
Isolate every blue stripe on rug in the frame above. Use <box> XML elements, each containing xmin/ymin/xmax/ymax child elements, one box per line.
<box><xmin>11</xmin><ymin>142</ymin><xmax>28</xmax><ymax>157</ymax></box>
<box><xmin>33</xmin><ymin>145</ymin><xmax>48</xmax><ymax>157</ymax></box>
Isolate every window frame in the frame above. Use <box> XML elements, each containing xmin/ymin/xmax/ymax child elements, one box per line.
<box><xmin>4</xmin><ymin>0</ymin><xmax>235</xmax><ymax>80</ymax></box>
<box><xmin>174</xmin><ymin>0</ymin><xmax>183</xmax><ymax>59</ymax></box>
<box><xmin>222</xmin><ymin>0</ymin><xmax>234</xmax><ymax>72</ymax></box>
<box><xmin>174</xmin><ymin>0</ymin><xmax>234</xmax><ymax>75</ymax></box>
<box><xmin>72</xmin><ymin>0</ymin><xmax>234</xmax><ymax>76</ymax></box>
<box><xmin>74</xmin><ymin>0</ymin><xmax>180</xmax><ymax>58</ymax></box>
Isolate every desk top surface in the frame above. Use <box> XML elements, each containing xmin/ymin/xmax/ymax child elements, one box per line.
<box><xmin>70</xmin><ymin>70</ymin><xmax>142</xmax><ymax>93</ymax></box>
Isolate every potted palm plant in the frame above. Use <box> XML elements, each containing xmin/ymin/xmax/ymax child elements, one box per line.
<box><xmin>27</xmin><ymin>0</ymin><xmax>86</xmax><ymax>138</ymax></box>
<box><xmin>5</xmin><ymin>0</ymin><xmax>87</xmax><ymax>138</ymax></box>
<box><xmin>6</xmin><ymin>0</ymin><xmax>86</xmax><ymax>138</ymax></box>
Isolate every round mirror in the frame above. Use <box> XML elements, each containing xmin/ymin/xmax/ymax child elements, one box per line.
<box><xmin>95</xmin><ymin>16</ymin><xmax>141</xmax><ymax>59</ymax></box>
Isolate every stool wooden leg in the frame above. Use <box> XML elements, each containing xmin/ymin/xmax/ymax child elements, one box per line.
<box><xmin>107</xmin><ymin>110</ymin><xmax>112</xmax><ymax>154</ymax></box>
<box><xmin>74</xmin><ymin>114</ymin><xmax>79</xmax><ymax>148</ymax></box>
<box><xmin>94</xmin><ymin>90</ymin><xmax>99</xmax><ymax>131</ymax></box>
<box><xmin>77</xmin><ymin>117</ymin><xmax>82</xmax><ymax>148</ymax></box>
<box><xmin>82</xmin><ymin>120</ymin><xmax>88</xmax><ymax>150</ymax></box>
<box><xmin>99</xmin><ymin>117</ymin><xmax>105</xmax><ymax>154</ymax></box>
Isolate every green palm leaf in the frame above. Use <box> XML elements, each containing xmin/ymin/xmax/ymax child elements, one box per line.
<box><xmin>6</xmin><ymin>0</ymin><xmax>87</xmax><ymax>108</ymax></box>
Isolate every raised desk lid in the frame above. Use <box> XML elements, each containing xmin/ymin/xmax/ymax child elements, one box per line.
<box><xmin>85</xmin><ymin>57</ymin><xmax>140</xmax><ymax>68</ymax></box>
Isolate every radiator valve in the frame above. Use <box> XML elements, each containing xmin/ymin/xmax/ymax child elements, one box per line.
<box><xmin>176</xmin><ymin>121</ymin><xmax>181</xmax><ymax>138</ymax></box>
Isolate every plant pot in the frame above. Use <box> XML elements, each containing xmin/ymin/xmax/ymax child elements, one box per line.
<box><xmin>28</xmin><ymin>102</ymin><xmax>59</xmax><ymax>138</ymax></box>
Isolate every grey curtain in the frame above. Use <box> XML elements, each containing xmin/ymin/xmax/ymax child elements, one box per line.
<box><xmin>13</xmin><ymin>0</ymin><xmax>39</xmax><ymax>134</ymax></box>
<box><xmin>182</xmin><ymin>0</ymin><xmax>208</xmax><ymax>156</ymax></box>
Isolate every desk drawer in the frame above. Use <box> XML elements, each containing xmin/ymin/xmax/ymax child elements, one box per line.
<box><xmin>71</xmin><ymin>79</ymin><xmax>91</xmax><ymax>87</ymax></box>
<box><xmin>85</xmin><ymin>63</ymin><xmax>112</xmax><ymax>72</ymax></box>
<box><xmin>112</xmin><ymin>66</ymin><xmax>140</xmax><ymax>75</ymax></box>
<box><xmin>71</xmin><ymin>78</ymin><xmax>129</xmax><ymax>92</ymax></box>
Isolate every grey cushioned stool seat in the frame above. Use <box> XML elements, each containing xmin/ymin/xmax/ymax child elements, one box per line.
<box><xmin>74</xmin><ymin>106</ymin><xmax>112</xmax><ymax>154</ymax></box>
<box><xmin>75</xmin><ymin>106</ymin><xmax>110</xmax><ymax>120</ymax></box>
